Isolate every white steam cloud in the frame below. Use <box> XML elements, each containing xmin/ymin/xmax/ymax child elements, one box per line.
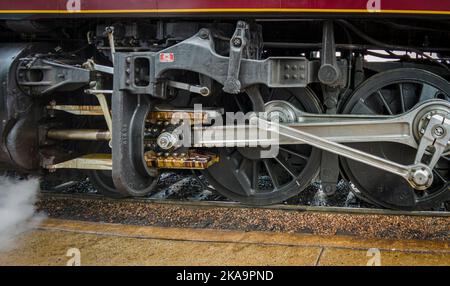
<box><xmin>0</xmin><ymin>177</ymin><xmax>44</xmax><ymax>252</ymax></box>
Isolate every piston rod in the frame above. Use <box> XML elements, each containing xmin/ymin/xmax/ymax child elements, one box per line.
<box><xmin>47</xmin><ymin>129</ymin><xmax>111</xmax><ymax>141</ymax></box>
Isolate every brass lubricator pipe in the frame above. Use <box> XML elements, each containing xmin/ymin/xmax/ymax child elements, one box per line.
<box><xmin>47</xmin><ymin>129</ymin><xmax>111</xmax><ymax>141</ymax></box>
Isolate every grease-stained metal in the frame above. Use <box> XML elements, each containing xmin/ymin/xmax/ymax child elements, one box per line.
<box><xmin>46</xmin><ymin>154</ymin><xmax>112</xmax><ymax>171</ymax></box>
<box><xmin>144</xmin><ymin>150</ymin><xmax>219</xmax><ymax>170</ymax></box>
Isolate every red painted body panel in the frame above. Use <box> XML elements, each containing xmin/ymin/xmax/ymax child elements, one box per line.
<box><xmin>0</xmin><ymin>0</ymin><xmax>449</xmax><ymax>14</ymax></box>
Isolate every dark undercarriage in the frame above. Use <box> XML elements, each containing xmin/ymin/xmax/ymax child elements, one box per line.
<box><xmin>0</xmin><ymin>16</ymin><xmax>449</xmax><ymax>210</ymax></box>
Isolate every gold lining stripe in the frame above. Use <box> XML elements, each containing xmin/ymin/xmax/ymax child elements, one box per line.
<box><xmin>0</xmin><ymin>8</ymin><xmax>449</xmax><ymax>15</ymax></box>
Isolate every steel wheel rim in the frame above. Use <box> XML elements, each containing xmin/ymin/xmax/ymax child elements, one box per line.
<box><xmin>203</xmin><ymin>87</ymin><xmax>322</xmax><ymax>205</ymax></box>
<box><xmin>340</xmin><ymin>68</ymin><xmax>450</xmax><ymax>210</ymax></box>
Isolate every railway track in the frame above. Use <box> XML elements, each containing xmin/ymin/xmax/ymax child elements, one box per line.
<box><xmin>39</xmin><ymin>192</ymin><xmax>450</xmax><ymax>218</ymax></box>
<box><xmin>37</xmin><ymin>191</ymin><xmax>450</xmax><ymax>242</ymax></box>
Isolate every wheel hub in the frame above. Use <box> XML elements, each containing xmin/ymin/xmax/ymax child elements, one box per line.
<box><xmin>264</xmin><ymin>101</ymin><xmax>298</xmax><ymax>123</ymax></box>
<box><xmin>409</xmin><ymin>167</ymin><xmax>433</xmax><ymax>190</ymax></box>
<box><xmin>413</xmin><ymin>104</ymin><xmax>450</xmax><ymax>155</ymax></box>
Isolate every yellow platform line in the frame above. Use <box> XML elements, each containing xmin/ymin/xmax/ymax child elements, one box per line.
<box><xmin>38</xmin><ymin>218</ymin><xmax>450</xmax><ymax>254</ymax></box>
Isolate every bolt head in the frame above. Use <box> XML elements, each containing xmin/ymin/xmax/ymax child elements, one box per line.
<box><xmin>433</xmin><ymin>125</ymin><xmax>446</xmax><ymax>138</ymax></box>
<box><xmin>411</xmin><ymin>168</ymin><xmax>432</xmax><ymax>189</ymax></box>
<box><xmin>199</xmin><ymin>87</ymin><xmax>210</xmax><ymax>97</ymax></box>
<box><xmin>199</xmin><ymin>29</ymin><xmax>209</xmax><ymax>39</ymax></box>
<box><xmin>157</xmin><ymin>132</ymin><xmax>178</xmax><ymax>150</ymax></box>
<box><xmin>237</xmin><ymin>22</ymin><xmax>246</xmax><ymax>28</ymax></box>
<box><xmin>232</xmin><ymin>37</ymin><xmax>242</xmax><ymax>47</ymax></box>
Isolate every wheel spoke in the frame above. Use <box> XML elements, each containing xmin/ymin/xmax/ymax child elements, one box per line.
<box><xmin>291</xmin><ymin>91</ymin><xmax>307</xmax><ymax>111</ymax></box>
<box><xmin>263</xmin><ymin>159</ymin><xmax>280</xmax><ymax>188</ymax></box>
<box><xmin>419</xmin><ymin>83</ymin><xmax>439</xmax><ymax>102</ymax></box>
<box><xmin>234</xmin><ymin>95</ymin><xmax>245</xmax><ymax>112</ymax></box>
<box><xmin>398</xmin><ymin>83</ymin><xmax>406</xmax><ymax>113</ymax></box>
<box><xmin>433</xmin><ymin>169</ymin><xmax>447</xmax><ymax>184</ymax></box>
<box><xmin>279</xmin><ymin>147</ymin><xmax>309</xmax><ymax>161</ymax></box>
<box><xmin>233</xmin><ymin>158</ymin><xmax>253</xmax><ymax>196</ymax></box>
<box><xmin>376</xmin><ymin>90</ymin><xmax>394</xmax><ymax>115</ymax></box>
<box><xmin>251</xmin><ymin>161</ymin><xmax>260</xmax><ymax>191</ymax></box>
<box><xmin>358</xmin><ymin>98</ymin><xmax>378</xmax><ymax>114</ymax></box>
<box><xmin>274</xmin><ymin>156</ymin><xmax>297</xmax><ymax>179</ymax></box>
<box><xmin>226</xmin><ymin>148</ymin><xmax>238</xmax><ymax>158</ymax></box>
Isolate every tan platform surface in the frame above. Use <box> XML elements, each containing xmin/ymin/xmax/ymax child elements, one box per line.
<box><xmin>0</xmin><ymin>218</ymin><xmax>448</xmax><ymax>266</ymax></box>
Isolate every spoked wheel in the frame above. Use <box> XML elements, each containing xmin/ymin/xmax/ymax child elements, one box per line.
<box><xmin>87</xmin><ymin>142</ymin><xmax>125</xmax><ymax>198</ymax></box>
<box><xmin>340</xmin><ymin>68</ymin><xmax>450</xmax><ymax>210</ymax></box>
<box><xmin>88</xmin><ymin>169</ymin><xmax>125</xmax><ymax>198</ymax></box>
<box><xmin>203</xmin><ymin>86</ymin><xmax>322</xmax><ymax>205</ymax></box>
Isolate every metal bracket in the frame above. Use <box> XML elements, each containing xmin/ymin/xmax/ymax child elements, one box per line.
<box><xmin>82</xmin><ymin>59</ymin><xmax>114</xmax><ymax>75</ymax></box>
<box><xmin>17</xmin><ymin>58</ymin><xmax>90</xmax><ymax>95</ymax></box>
<box><xmin>318</xmin><ymin>21</ymin><xmax>341</xmax><ymax>194</ymax></box>
<box><xmin>45</xmin><ymin>154</ymin><xmax>112</xmax><ymax>171</ymax></box>
<box><xmin>116</xmin><ymin>30</ymin><xmax>327</xmax><ymax>98</ymax></box>
<box><xmin>113</xmin><ymin>24</ymin><xmax>351</xmax><ymax>99</ymax></box>
<box><xmin>415</xmin><ymin>114</ymin><xmax>450</xmax><ymax>169</ymax></box>
<box><xmin>46</xmin><ymin>103</ymin><xmax>104</xmax><ymax>116</ymax></box>
<box><xmin>318</xmin><ymin>21</ymin><xmax>341</xmax><ymax>87</ymax></box>
<box><xmin>167</xmin><ymin>80</ymin><xmax>210</xmax><ymax>97</ymax></box>
<box><xmin>112</xmin><ymin>53</ymin><xmax>158</xmax><ymax>196</ymax></box>
<box><xmin>223</xmin><ymin>21</ymin><xmax>250</xmax><ymax>94</ymax></box>
<box><xmin>84</xmin><ymin>74</ymin><xmax>113</xmax><ymax>141</ymax></box>
<box><xmin>105</xmin><ymin>26</ymin><xmax>116</xmax><ymax>63</ymax></box>
<box><xmin>320</xmin><ymin>152</ymin><xmax>339</xmax><ymax>196</ymax></box>
<box><xmin>94</xmin><ymin>92</ymin><xmax>113</xmax><ymax>134</ymax></box>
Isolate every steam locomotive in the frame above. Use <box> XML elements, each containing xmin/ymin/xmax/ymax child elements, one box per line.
<box><xmin>1</xmin><ymin>0</ymin><xmax>450</xmax><ymax>210</ymax></box>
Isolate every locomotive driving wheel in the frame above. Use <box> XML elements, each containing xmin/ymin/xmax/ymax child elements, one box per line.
<box><xmin>87</xmin><ymin>142</ymin><xmax>126</xmax><ymax>198</ymax></box>
<box><xmin>340</xmin><ymin>68</ymin><xmax>450</xmax><ymax>210</ymax></box>
<box><xmin>203</xmin><ymin>86</ymin><xmax>322</xmax><ymax>205</ymax></box>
